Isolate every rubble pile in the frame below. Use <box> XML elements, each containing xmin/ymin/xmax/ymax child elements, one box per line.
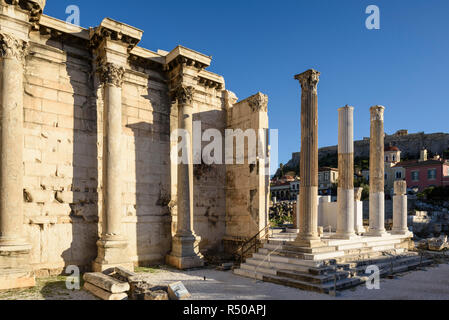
<box><xmin>417</xmin><ymin>235</ymin><xmax>449</xmax><ymax>252</ymax></box>
<box><xmin>82</xmin><ymin>266</ymin><xmax>190</xmax><ymax>300</ymax></box>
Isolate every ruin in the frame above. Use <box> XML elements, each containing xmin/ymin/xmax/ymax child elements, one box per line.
<box><xmin>0</xmin><ymin>0</ymin><xmax>270</xmax><ymax>290</ymax></box>
<box><xmin>234</xmin><ymin>69</ymin><xmax>426</xmax><ymax>293</ymax></box>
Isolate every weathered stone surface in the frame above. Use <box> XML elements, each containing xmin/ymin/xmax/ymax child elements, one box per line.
<box><xmin>294</xmin><ymin>69</ymin><xmax>321</xmax><ymax>245</ymax></box>
<box><xmin>83</xmin><ymin>282</ymin><xmax>128</xmax><ymax>300</ymax></box>
<box><xmin>144</xmin><ymin>290</ymin><xmax>169</xmax><ymax>300</ymax></box>
<box><xmin>168</xmin><ymin>281</ymin><xmax>191</xmax><ymax>300</ymax></box>
<box><xmin>83</xmin><ymin>272</ymin><xmax>130</xmax><ymax>293</ymax></box>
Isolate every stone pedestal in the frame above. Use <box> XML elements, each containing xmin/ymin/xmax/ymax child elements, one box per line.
<box><xmin>334</xmin><ymin>106</ymin><xmax>357</xmax><ymax>239</ymax></box>
<box><xmin>392</xmin><ymin>181</ymin><xmax>411</xmax><ymax>236</ymax></box>
<box><xmin>293</xmin><ymin>70</ymin><xmax>322</xmax><ymax>248</ymax></box>
<box><xmin>166</xmin><ymin>86</ymin><xmax>203</xmax><ymax>269</ymax></box>
<box><xmin>367</xmin><ymin>106</ymin><xmax>388</xmax><ymax>237</ymax></box>
<box><xmin>166</xmin><ymin>234</ymin><xmax>204</xmax><ymax>269</ymax></box>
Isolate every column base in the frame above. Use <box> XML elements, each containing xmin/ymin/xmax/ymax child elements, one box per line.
<box><xmin>0</xmin><ymin>243</ymin><xmax>32</xmax><ymax>269</ymax></box>
<box><xmin>292</xmin><ymin>237</ymin><xmax>324</xmax><ymax>248</ymax></box>
<box><xmin>92</xmin><ymin>238</ymin><xmax>133</xmax><ymax>273</ymax></box>
<box><xmin>166</xmin><ymin>234</ymin><xmax>204</xmax><ymax>270</ymax></box>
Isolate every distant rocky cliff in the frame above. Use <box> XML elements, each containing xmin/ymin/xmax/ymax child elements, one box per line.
<box><xmin>284</xmin><ymin>131</ymin><xmax>449</xmax><ymax>170</ymax></box>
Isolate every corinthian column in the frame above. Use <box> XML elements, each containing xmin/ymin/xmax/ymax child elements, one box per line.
<box><xmin>367</xmin><ymin>106</ymin><xmax>388</xmax><ymax>236</ymax></box>
<box><xmin>93</xmin><ymin>63</ymin><xmax>133</xmax><ymax>272</ymax></box>
<box><xmin>334</xmin><ymin>106</ymin><xmax>357</xmax><ymax>239</ymax></box>
<box><xmin>0</xmin><ymin>33</ymin><xmax>31</xmax><ymax>255</ymax></box>
<box><xmin>293</xmin><ymin>69</ymin><xmax>322</xmax><ymax>247</ymax></box>
<box><xmin>166</xmin><ymin>86</ymin><xmax>204</xmax><ymax>269</ymax></box>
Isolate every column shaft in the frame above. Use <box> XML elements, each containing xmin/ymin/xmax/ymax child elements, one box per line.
<box><xmin>177</xmin><ymin>103</ymin><xmax>194</xmax><ymax>236</ymax></box>
<box><xmin>368</xmin><ymin>106</ymin><xmax>387</xmax><ymax>236</ymax></box>
<box><xmin>0</xmin><ymin>35</ymin><xmax>27</xmax><ymax>247</ymax></box>
<box><xmin>104</xmin><ymin>84</ymin><xmax>123</xmax><ymax>239</ymax></box>
<box><xmin>335</xmin><ymin>106</ymin><xmax>356</xmax><ymax>239</ymax></box>
<box><xmin>294</xmin><ymin>70</ymin><xmax>321</xmax><ymax>246</ymax></box>
<box><xmin>392</xmin><ymin>181</ymin><xmax>410</xmax><ymax>235</ymax></box>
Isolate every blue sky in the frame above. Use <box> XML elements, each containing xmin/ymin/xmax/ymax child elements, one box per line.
<box><xmin>44</xmin><ymin>0</ymin><xmax>449</xmax><ymax>168</ymax></box>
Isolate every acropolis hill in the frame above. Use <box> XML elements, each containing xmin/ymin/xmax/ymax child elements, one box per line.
<box><xmin>285</xmin><ymin>131</ymin><xmax>449</xmax><ymax>169</ymax></box>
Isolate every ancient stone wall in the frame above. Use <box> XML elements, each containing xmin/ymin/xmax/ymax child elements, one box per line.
<box><xmin>15</xmin><ymin>14</ymin><xmax>233</xmax><ymax>272</ymax></box>
<box><xmin>224</xmin><ymin>93</ymin><xmax>269</xmax><ymax>252</ymax></box>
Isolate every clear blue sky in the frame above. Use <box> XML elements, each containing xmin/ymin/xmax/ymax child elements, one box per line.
<box><xmin>44</xmin><ymin>0</ymin><xmax>449</xmax><ymax>167</ymax></box>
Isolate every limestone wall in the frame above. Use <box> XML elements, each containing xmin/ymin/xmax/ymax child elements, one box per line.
<box><xmin>18</xmin><ymin>16</ymin><xmax>230</xmax><ymax>272</ymax></box>
<box><xmin>224</xmin><ymin>93</ymin><xmax>269</xmax><ymax>251</ymax></box>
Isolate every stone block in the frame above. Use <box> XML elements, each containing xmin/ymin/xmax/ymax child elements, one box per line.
<box><xmin>83</xmin><ymin>282</ymin><xmax>128</xmax><ymax>300</ymax></box>
<box><xmin>167</xmin><ymin>281</ymin><xmax>191</xmax><ymax>300</ymax></box>
<box><xmin>83</xmin><ymin>272</ymin><xmax>130</xmax><ymax>293</ymax></box>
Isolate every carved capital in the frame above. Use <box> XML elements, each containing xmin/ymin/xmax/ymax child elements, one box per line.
<box><xmin>294</xmin><ymin>69</ymin><xmax>320</xmax><ymax>93</ymax></box>
<box><xmin>98</xmin><ymin>63</ymin><xmax>125</xmax><ymax>87</ymax></box>
<box><xmin>370</xmin><ymin>105</ymin><xmax>385</xmax><ymax>121</ymax></box>
<box><xmin>247</xmin><ymin>92</ymin><xmax>268</xmax><ymax>113</ymax></box>
<box><xmin>0</xmin><ymin>32</ymin><xmax>28</xmax><ymax>61</ymax></box>
<box><xmin>173</xmin><ymin>86</ymin><xmax>195</xmax><ymax>105</ymax></box>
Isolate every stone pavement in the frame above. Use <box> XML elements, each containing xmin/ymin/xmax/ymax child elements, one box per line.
<box><xmin>142</xmin><ymin>263</ymin><xmax>449</xmax><ymax>300</ymax></box>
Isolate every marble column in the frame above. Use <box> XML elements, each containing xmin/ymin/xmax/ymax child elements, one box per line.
<box><xmin>0</xmin><ymin>33</ymin><xmax>31</xmax><ymax>257</ymax></box>
<box><xmin>93</xmin><ymin>63</ymin><xmax>133</xmax><ymax>272</ymax></box>
<box><xmin>392</xmin><ymin>181</ymin><xmax>411</xmax><ymax>235</ymax></box>
<box><xmin>334</xmin><ymin>106</ymin><xmax>357</xmax><ymax>239</ymax></box>
<box><xmin>367</xmin><ymin>106</ymin><xmax>387</xmax><ymax>236</ymax></box>
<box><xmin>166</xmin><ymin>86</ymin><xmax>204</xmax><ymax>269</ymax></box>
<box><xmin>293</xmin><ymin>69</ymin><xmax>321</xmax><ymax>247</ymax></box>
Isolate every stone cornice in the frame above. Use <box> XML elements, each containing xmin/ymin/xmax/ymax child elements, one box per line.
<box><xmin>4</xmin><ymin>0</ymin><xmax>46</xmax><ymax>30</ymax></box>
<box><xmin>294</xmin><ymin>69</ymin><xmax>320</xmax><ymax>93</ymax></box>
<box><xmin>98</xmin><ymin>63</ymin><xmax>125</xmax><ymax>87</ymax></box>
<box><xmin>164</xmin><ymin>46</ymin><xmax>211</xmax><ymax>71</ymax></box>
<box><xmin>90</xmin><ymin>18</ymin><xmax>143</xmax><ymax>52</ymax></box>
<box><xmin>0</xmin><ymin>32</ymin><xmax>28</xmax><ymax>61</ymax></box>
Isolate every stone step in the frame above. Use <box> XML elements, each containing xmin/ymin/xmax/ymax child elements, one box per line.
<box><xmin>244</xmin><ymin>258</ymin><xmax>311</xmax><ymax>273</ymax></box>
<box><xmin>276</xmin><ymin>269</ymin><xmax>353</xmax><ymax>285</ymax></box>
<box><xmin>282</xmin><ymin>244</ymin><xmax>338</xmax><ymax>254</ymax></box>
<box><xmin>262</xmin><ymin>274</ymin><xmax>363</xmax><ymax>294</ymax></box>
<box><xmin>233</xmin><ymin>267</ymin><xmax>272</xmax><ymax>281</ymax></box>
<box><xmin>240</xmin><ymin>263</ymin><xmax>278</xmax><ymax>276</ymax></box>
<box><xmin>252</xmin><ymin>252</ymin><xmax>334</xmax><ymax>268</ymax></box>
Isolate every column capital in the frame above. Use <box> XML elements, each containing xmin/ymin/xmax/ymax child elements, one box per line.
<box><xmin>338</xmin><ymin>104</ymin><xmax>354</xmax><ymax>112</ymax></box>
<box><xmin>247</xmin><ymin>92</ymin><xmax>268</xmax><ymax>113</ymax></box>
<box><xmin>98</xmin><ymin>63</ymin><xmax>125</xmax><ymax>87</ymax></box>
<box><xmin>370</xmin><ymin>105</ymin><xmax>385</xmax><ymax>121</ymax></box>
<box><xmin>294</xmin><ymin>69</ymin><xmax>320</xmax><ymax>93</ymax></box>
<box><xmin>0</xmin><ymin>32</ymin><xmax>28</xmax><ymax>61</ymax></box>
<box><xmin>172</xmin><ymin>85</ymin><xmax>195</xmax><ymax>105</ymax></box>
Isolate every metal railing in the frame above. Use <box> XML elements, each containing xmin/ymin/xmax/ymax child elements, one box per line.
<box><xmin>235</xmin><ymin>225</ymin><xmax>271</xmax><ymax>265</ymax></box>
